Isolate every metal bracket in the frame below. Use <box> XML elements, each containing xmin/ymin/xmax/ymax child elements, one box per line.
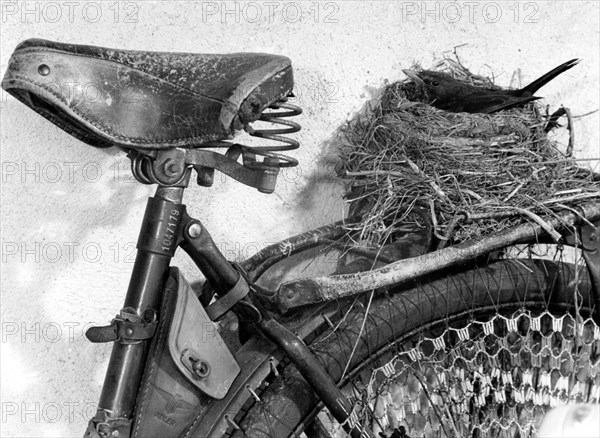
<box><xmin>128</xmin><ymin>146</ymin><xmax>282</xmax><ymax>193</ymax></box>
<box><xmin>152</xmin><ymin>148</ymin><xmax>190</xmax><ymax>186</ymax></box>
<box><xmin>83</xmin><ymin>410</ymin><xmax>131</xmax><ymax>438</ymax></box>
<box><xmin>178</xmin><ymin>214</ymin><xmax>253</xmax><ymax>320</ymax></box>
<box><xmin>187</xmin><ymin>146</ymin><xmax>280</xmax><ymax>193</ymax></box>
<box><xmin>179</xmin><ymin>214</ymin><xmax>244</xmax><ymax>296</ymax></box>
<box><xmin>86</xmin><ymin>308</ymin><xmax>158</xmax><ymax>344</ymax></box>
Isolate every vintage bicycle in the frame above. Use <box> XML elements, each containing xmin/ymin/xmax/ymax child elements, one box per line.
<box><xmin>3</xmin><ymin>38</ymin><xmax>599</xmax><ymax>438</ymax></box>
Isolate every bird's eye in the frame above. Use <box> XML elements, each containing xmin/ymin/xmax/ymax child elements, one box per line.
<box><xmin>431</xmin><ymin>80</ymin><xmax>440</xmax><ymax>87</ymax></box>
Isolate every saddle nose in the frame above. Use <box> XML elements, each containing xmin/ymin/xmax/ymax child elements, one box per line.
<box><xmin>2</xmin><ymin>38</ymin><xmax>294</xmax><ymax>150</ymax></box>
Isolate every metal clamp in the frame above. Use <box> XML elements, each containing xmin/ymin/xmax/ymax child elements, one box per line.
<box><xmin>83</xmin><ymin>410</ymin><xmax>131</xmax><ymax>438</ymax></box>
<box><xmin>86</xmin><ymin>309</ymin><xmax>158</xmax><ymax>344</ymax></box>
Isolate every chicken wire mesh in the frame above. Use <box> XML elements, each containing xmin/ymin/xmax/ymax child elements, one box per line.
<box><xmin>364</xmin><ymin>310</ymin><xmax>600</xmax><ymax>437</ymax></box>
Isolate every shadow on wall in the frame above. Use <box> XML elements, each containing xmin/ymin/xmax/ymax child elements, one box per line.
<box><xmin>292</xmin><ymin>84</ymin><xmax>386</xmax><ymax>225</ymax></box>
<box><xmin>1</xmin><ymin>98</ymin><xmax>146</xmax><ymax>239</ymax></box>
<box><xmin>1</xmin><ymin>98</ymin><xmax>148</xmax><ymax>414</ymax></box>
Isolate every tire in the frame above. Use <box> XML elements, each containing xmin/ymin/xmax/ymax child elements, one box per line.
<box><xmin>224</xmin><ymin>259</ymin><xmax>598</xmax><ymax>437</ymax></box>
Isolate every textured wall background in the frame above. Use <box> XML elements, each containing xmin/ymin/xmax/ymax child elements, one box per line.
<box><xmin>1</xmin><ymin>1</ymin><xmax>599</xmax><ymax>437</ymax></box>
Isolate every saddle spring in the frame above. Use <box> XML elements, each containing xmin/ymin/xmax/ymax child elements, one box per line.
<box><xmin>129</xmin><ymin>96</ymin><xmax>302</xmax><ymax>191</ymax></box>
<box><xmin>204</xmin><ymin>95</ymin><xmax>302</xmax><ymax>169</ymax></box>
<box><xmin>242</xmin><ymin>97</ymin><xmax>302</xmax><ymax>169</ymax></box>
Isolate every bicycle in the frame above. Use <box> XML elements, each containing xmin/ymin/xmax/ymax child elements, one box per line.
<box><xmin>3</xmin><ymin>38</ymin><xmax>599</xmax><ymax>438</ymax></box>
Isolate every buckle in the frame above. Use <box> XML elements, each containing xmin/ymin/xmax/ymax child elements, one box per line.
<box><xmin>86</xmin><ymin>308</ymin><xmax>158</xmax><ymax>344</ymax></box>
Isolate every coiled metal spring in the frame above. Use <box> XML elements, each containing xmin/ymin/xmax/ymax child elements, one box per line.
<box><xmin>244</xmin><ymin>99</ymin><xmax>302</xmax><ymax>168</ymax></box>
<box><xmin>205</xmin><ymin>98</ymin><xmax>302</xmax><ymax>169</ymax></box>
<box><xmin>129</xmin><ymin>97</ymin><xmax>302</xmax><ymax>188</ymax></box>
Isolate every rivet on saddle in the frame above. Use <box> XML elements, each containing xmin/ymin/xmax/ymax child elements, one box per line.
<box><xmin>2</xmin><ymin>39</ymin><xmax>301</xmax><ymax>192</ymax></box>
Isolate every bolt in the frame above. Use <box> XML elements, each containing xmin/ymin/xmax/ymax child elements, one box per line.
<box><xmin>97</xmin><ymin>425</ymin><xmax>110</xmax><ymax>437</ymax></box>
<box><xmin>192</xmin><ymin>360</ymin><xmax>210</xmax><ymax>378</ymax></box>
<box><xmin>286</xmin><ymin>289</ymin><xmax>295</xmax><ymax>299</ymax></box>
<box><xmin>125</xmin><ymin>327</ymin><xmax>134</xmax><ymax>336</ymax></box>
<box><xmin>162</xmin><ymin>159</ymin><xmax>182</xmax><ymax>177</ymax></box>
<box><xmin>188</xmin><ymin>223</ymin><xmax>202</xmax><ymax>238</ymax></box>
<box><xmin>589</xmin><ymin>232</ymin><xmax>597</xmax><ymax>241</ymax></box>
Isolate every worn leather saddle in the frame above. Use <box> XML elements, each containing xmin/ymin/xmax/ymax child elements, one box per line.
<box><xmin>2</xmin><ymin>39</ymin><xmax>293</xmax><ymax>149</ymax></box>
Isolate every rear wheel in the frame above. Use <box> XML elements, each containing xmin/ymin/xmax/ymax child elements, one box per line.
<box><xmin>226</xmin><ymin>259</ymin><xmax>599</xmax><ymax>437</ymax></box>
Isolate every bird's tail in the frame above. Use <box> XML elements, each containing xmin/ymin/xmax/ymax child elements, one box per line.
<box><xmin>518</xmin><ymin>59</ymin><xmax>580</xmax><ymax>96</ymax></box>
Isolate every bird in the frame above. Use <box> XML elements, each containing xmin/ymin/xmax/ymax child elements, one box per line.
<box><xmin>402</xmin><ymin>59</ymin><xmax>580</xmax><ymax>114</ymax></box>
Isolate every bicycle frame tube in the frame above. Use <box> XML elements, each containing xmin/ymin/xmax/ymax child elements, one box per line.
<box><xmin>96</xmin><ymin>186</ymin><xmax>185</xmax><ymax>419</ymax></box>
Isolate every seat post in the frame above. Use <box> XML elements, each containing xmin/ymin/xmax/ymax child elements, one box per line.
<box><xmin>154</xmin><ymin>185</ymin><xmax>185</xmax><ymax>204</ymax></box>
<box><xmin>89</xmin><ymin>186</ymin><xmax>185</xmax><ymax>433</ymax></box>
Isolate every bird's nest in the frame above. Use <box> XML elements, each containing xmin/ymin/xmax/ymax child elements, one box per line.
<box><xmin>339</xmin><ymin>59</ymin><xmax>600</xmax><ymax>249</ymax></box>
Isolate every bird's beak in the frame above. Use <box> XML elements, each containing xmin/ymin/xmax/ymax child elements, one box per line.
<box><xmin>402</xmin><ymin>69</ymin><xmax>424</xmax><ymax>84</ymax></box>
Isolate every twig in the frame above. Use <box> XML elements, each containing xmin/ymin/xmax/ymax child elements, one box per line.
<box><xmin>511</xmin><ymin>158</ymin><xmax>598</xmax><ymax>167</ymax></box>
<box><xmin>572</xmin><ymin>109</ymin><xmax>599</xmax><ymax>119</ymax></box>
<box><xmin>340</xmin><ymin>289</ymin><xmax>375</xmax><ymax>382</ymax></box>
<box><xmin>542</xmin><ymin>192</ymin><xmax>600</xmax><ymax>205</ymax></box>
<box><xmin>345</xmin><ymin>169</ymin><xmax>406</xmax><ymax>177</ymax></box>
<box><xmin>436</xmin><ymin>213</ymin><xmax>467</xmax><ymax>250</ymax></box>
<box><xmin>407</xmin><ymin>158</ymin><xmax>450</xmax><ymax>202</ymax></box>
<box><xmin>464</xmin><ymin>210</ymin><xmax>521</xmax><ymax>221</ymax></box>
<box><xmin>429</xmin><ymin>199</ymin><xmax>446</xmax><ymax>240</ymax></box>
<box><xmin>277</xmin><ymin>202</ymin><xmax>600</xmax><ymax>308</ymax></box>
<box><xmin>497</xmin><ymin>206</ymin><xmax>562</xmax><ymax>242</ymax></box>
<box><xmin>502</xmin><ymin>166</ymin><xmax>546</xmax><ymax>202</ymax></box>
<box><xmin>564</xmin><ymin>107</ymin><xmax>575</xmax><ymax>157</ymax></box>
<box><xmin>418</xmin><ymin>134</ymin><xmax>519</xmax><ymax>148</ymax></box>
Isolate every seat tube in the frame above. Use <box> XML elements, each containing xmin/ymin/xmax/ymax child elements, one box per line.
<box><xmin>97</xmin><ymin>186</ymin><xmax>185</xmax><ymax>419</ymax></box>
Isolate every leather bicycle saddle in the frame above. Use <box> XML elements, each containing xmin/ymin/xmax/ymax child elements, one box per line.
<box><xmin>2</xmin><ymin>38</ymin><xmax>294</xmax><ymax>149</ymax></box>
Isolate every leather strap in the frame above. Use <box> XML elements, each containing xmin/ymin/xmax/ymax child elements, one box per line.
<box><xmin>86</xmin><ymin>312</ymin><xmax>158</xmax><ymax>344</ymax></box>
<box><xmin>205</xmin><ymin>274</ymin><xmax>250</xmax><ymax>321</ymax></box>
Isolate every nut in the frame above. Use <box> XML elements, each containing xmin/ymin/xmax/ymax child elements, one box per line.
<box><xmin>162</xmin><ymin>158</ymin><xmax>182</xmax><ymax>177</ymax></box>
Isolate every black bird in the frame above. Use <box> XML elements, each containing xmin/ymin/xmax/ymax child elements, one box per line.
<box><xmin>403</xmin><ymin>59</ymin><xmax>579</xmax><ymax>114</ymax></box>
